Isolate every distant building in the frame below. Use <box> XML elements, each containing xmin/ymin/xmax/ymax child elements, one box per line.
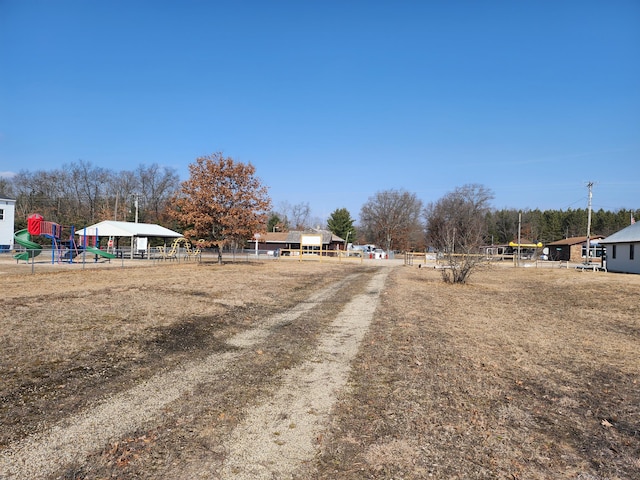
<box><xmin>546</xmin><ymin>235</ymin><xmax>605</xmax><ymax>263</ymax></box>
<box><xmin>600</xmin><ymin>222</ymin><xmax>640</xmax><ymax>274</ymax></box>
<box><xmin>0</xmin><ymin>197</ymin><xmax>16</xmax><ymax>251</ymax></box>
<box><xmin>251</xmin><ymin>229</ymin><xmax>345</xmax><ymax>254</ymax></box>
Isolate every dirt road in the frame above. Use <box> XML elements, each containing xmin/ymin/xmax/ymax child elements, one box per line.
<box><xmin>0</xmin><ymin>263</ymin><xmax>390</xmax><ymax>479</ymax></box>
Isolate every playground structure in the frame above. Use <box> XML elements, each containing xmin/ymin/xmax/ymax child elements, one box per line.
<box><xmin>13</xmin><ymin>214</ymin><xmax>116</xmax><ymax>263</ymax></box>
<box><xmin>154</xmin><ymin>237</ymin><xmax>203</xmax><ymax>261</ymax></box>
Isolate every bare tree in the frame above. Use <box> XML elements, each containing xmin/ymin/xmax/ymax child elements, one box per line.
<box><xmin>0</xmin><ymin>176</ymin><xmax>15</xmax><ymax>198</ymax></box>
<box><xmin>291</xmin><ymin>202</ymin><xmax>311</xmax><ymax>230</ymax></box>
<box><xmin>8</xmin><ymin>163</ymin><xmax>178</xmax><ymax>229</ymax></box>
<box><xmin>105</xmin><ymin>170</ymin><xmax>139</xmax><ymax>221</ymax></box>
<box><xmin>136</xmin><ymin>164</ymin><xmax>180</xmax><ymax>223</ymax></box>
<box><xmin>11</xmin><ymin>169</ymin><xmax>69</xmax><ymax>223</ymax></box>
<box><xmin>360</xmin><ymin>189</ymin><xmax>423</xmax><ymax>253</ymax></box>
<box><xmin>11</xmin><ymin>171</ymin><xmax>42</xmax><ymax>222</ymax></box>
<box><xmin>272</xmin><ymin>201</ymin><xmax>313</xmax><ymax>230</ymax></box>
<box><xmin>67</xmin><ymin>160</ymin><xmax>110</xmax><ymax>223</ymax></box>
<box><xmin>424</xmin><ymin>184</ymin><xmax>494</xmax><ymax>283</ymax></box>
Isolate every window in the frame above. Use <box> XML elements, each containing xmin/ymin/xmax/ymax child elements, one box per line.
<box><xmin>631</xmin><ymin>244</ymin><xmax>635</xmax><ymax>261</ymax></box>
<box><xmin>0</xmin><ymin>208</ymin><xmax>3</xmax><ymax>220</ymax></box>
<box><xmin>581</xmin><ymin>244</ymin><xmax>604</xmax><ymax>258</ymax></box>
<box><xmin>612</xmin><ymin>245</ymin><xmax>616</xmax><ymax>259</ymax></box>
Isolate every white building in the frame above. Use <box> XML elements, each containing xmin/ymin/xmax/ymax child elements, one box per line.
<box><xmin>600</xmin><ymin>222</ymin><xmax>640</xmax><ymax>274</ymax></box>
<box><xmin>0</xmin><ymin>197</ymin><xmax>16</xmax><ymax>251</ymax></box>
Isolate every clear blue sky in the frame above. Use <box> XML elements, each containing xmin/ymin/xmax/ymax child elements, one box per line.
<box><xmin>1</xmin><ymin>1</ymin><xmax>639</xmax><ymax>222</ymax></box>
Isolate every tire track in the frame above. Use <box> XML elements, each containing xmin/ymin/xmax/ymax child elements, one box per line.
<box><xmin>219</xmin><ymin>269</ymin><xmax>389</xmax><ymax>479</ymax></box>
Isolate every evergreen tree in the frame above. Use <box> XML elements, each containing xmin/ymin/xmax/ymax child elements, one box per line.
<box><xmin>327</xmin><ymin>208</ymin><xmax>355</xmax><ymax>244</ymax></box>
<box><xmin>267</xmin><ymin>212</ymin><xmax>288</xmax><ymax>232</ymax></box>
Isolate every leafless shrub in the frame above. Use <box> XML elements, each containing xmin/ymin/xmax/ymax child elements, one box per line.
<box><xmin>424</xmin><ymin>183</ymin><xmax>493</xmax><ymax>283</ymax></box>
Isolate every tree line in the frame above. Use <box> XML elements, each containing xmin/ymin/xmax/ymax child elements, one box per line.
<box><xmin>356</xmin><ymin>187</ymin><xmax>638</xmax><ymax>252</ymax></box>
<box><xmin>1</xmin><ymin>157</ymin><xmax>637</xmax><ymax>256</ymax></box>
<box><xmin>1</xmin><ymin>160</ymin><xmax>180</xmax><ymax>231</ymax></box>
<box><xmin>486</xmin><ymin>207</ymin><xmax>637</xmax><ymax>246</ymax></box>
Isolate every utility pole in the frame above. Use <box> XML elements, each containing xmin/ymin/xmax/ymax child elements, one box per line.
<box><xmin>517</xmin><ymin>211</ymin><xmax>522</xmax><ymax>267</ymax></box>
<box><xmin>131</xmin><ymin>193</ymin><xmax>139</xmax><ymax>223</ymax></box>
<box><xmin>585</xmin><ymin>182</ymin><xmax>594</xmax><ymax>265</ymax></box>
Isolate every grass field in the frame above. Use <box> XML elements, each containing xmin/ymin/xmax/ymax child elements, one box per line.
<box><xmin>315</xmin><ymin>265</ymin><xmax>639</xmax><ymax>479</ymax></box>
<box><xmin>0</xmin><ymin>258</ymin><xmax>638</xmax><ymax>479</ymax></box>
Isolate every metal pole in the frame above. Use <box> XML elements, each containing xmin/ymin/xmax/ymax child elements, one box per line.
<box><xmin>82</xmin><ymin>228</ymin><xmax>87</xmax><ymax>270</ymax></box>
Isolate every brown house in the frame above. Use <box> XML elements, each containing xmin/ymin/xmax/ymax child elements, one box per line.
<box><xmin>250</xmin><ymin>229</ymin><xmax>345</xmax><ymax>254</ymax></box>
<box><xmin>546</xmin><ymin>235</ymin><xmax>605</xmax><ymax>263</ymax></box>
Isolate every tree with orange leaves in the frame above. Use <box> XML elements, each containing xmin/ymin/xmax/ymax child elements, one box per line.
<box><xmin>171</xmin><ymin>153</ymin><xmax>271</xmax><ymax>263</ymax></box>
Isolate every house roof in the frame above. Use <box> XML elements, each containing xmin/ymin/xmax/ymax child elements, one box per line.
<box><xmin>600</xmin><ymin>222</ymin><xmax>640</xmax><ymax>244</ymax></box>
<box><xmin>76</xmin><ymin>221</ymin><xmax>182</xmax><ymax>238</ymax></box>
<box><xmin>260</xmin><ymin>232</ymin><xmax>289</xmax><ymax>243</ymax></box>
<box><xmin>547</xmin><ymin>235</ymin><xmax>604</xmax><ymax>246</ymax></box>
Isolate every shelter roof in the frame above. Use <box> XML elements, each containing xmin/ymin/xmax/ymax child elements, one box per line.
<box><xmin>547</xmin><ymin>235</ymin><xmax>604</xmax><ymax>246</ymax></box>
<box><xmin>600</xmin><ymin>222</ymin><xmax>640</xmax><ymax>244</ymax></box>
<box><xmin>76</xmin><ymin>221</ymin><xmax>182</xmax><ymax>238</ymax></box>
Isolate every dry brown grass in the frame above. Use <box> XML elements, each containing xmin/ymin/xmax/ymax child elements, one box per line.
<box><xmin>314</xmin><ymin>265</ymin><xmax>640</xmax><ymax>479</ymax></box>
<box><xmin>1</xmin><ymin>259</ymin><xmax>638</xmax><ymax>479</ymax></box>
<box><xmin>0</xmin><ymin>260</ymin><xmax>356</xmax><ymax>448</ymax></box>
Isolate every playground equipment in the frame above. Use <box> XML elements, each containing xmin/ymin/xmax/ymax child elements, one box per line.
<box><xmin>13</xmin><ymin>214</ymin><xmax>116</xmax><ymax>263</ymax></box>
<box><xmin>508</xmin><ymin>241</ymin><xmax>544</xmax><ymax>249</ymax></box>
<box><xmin>13</xmin><ymin>229</ymin><xmax>43</xmax><ymax>261</ymax></box>
<box><xmin>155</xmin><ymin>237</ymin><xmax>203</xmax><ymax>261</ymax></box>
<box><xmin>161</xmin><ymin>237</ymin><xmax>182</xmax><ymax>261</ymax></box>
<box><xmin>14</xmin><ymin>214</ymin><xmax>69</xmax><ymax>263</ymax></box>
<box><xmin>183</xmin><ymin>239</ymin><xmax>204</xmax><ymax>261</ymax></box>
<box><xmin>83</xmin><ymin>245</ymin><xmax>117</xmax><ymax>260</ymax></box>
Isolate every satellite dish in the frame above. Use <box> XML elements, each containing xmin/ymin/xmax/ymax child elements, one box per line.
<box><xmin>543</xmin><ymin>247</ymin><xmax>549</xmax><ymax>255</ymax></box>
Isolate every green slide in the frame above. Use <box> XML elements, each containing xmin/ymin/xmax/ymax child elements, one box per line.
<box><xmin>13</xmin><ymin>229</ymin><xmax>42</xmax><ymax>261</ymax></box>
<box><xmin>84</xmin><ymin>246</ymin><xmax>117</xmax><ymax>259</ymax></box>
